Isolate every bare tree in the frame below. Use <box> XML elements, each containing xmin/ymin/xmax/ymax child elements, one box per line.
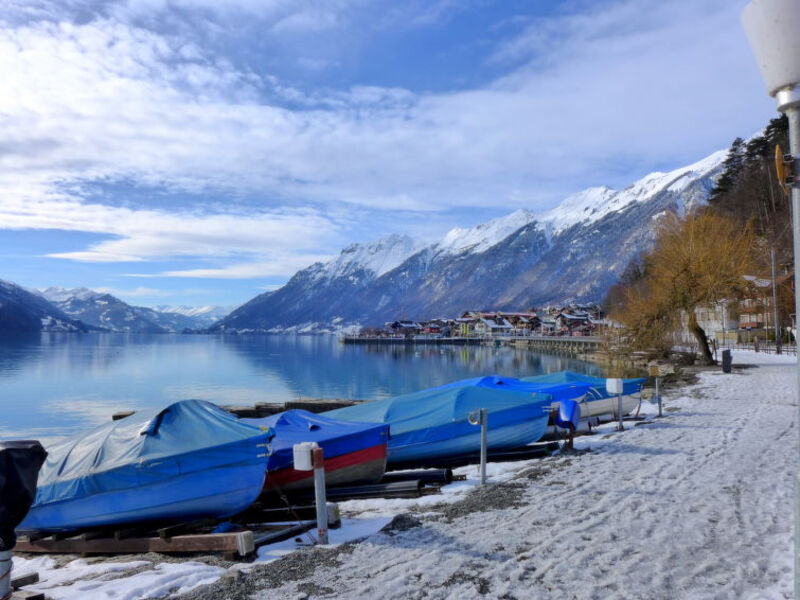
<box><xmin>610</xmin><ymin>211</ymin><xmax>755</xmax><ymax>365</ymax></box>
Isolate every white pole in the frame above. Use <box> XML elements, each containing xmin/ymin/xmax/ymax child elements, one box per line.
<box><xmin>786</xmin><ymin>104</ymin><xmax>800</xmax><ymax>600</ymax></box>
<box><xmin>617</xmin><ymin>393</ymin><xmax>624</xmax><ymax>431</ymax></box>
<box><xmin>479</xmin><ymin>408</ymin><xmax>488</xmax><ymax>486</ymax></box>
<box><xmin>312</xmin><ymin>447</ymin><xmax>329</xmax><ymax>545</ymax></box>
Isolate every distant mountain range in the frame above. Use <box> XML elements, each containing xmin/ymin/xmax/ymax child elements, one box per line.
<box><xmin>37</xmin><ymin>288</ymin><xmax>233</xmax><ymax>333</ymax></box>
<box><xmin>0</xmin><ymin>284</ymin><xmax>232</xmax><ymax>333</ymax></box>
<box><xmin>211</xmin><ymin>149</ymin><xmax>726</xmax><ymax>333</ymax></box>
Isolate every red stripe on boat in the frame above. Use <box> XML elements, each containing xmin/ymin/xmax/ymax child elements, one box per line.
<box><xmin>264</xmin><ymin>443</ymin><xmax>387</xmax><ymax>488</ymax></box>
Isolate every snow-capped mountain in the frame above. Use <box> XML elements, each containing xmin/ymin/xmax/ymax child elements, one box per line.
<box><xmin>0</xmin><ymin>280</ymin><xmax>91</xmax><ymax>332</ymax></box>
<box><xmin>152</xmin><ymin>305</ymin><xmax>233</xmax><ymax>327</ymax></box>
<box><xmin>436</xmin><ymin>209</ymin><xmax>537</xmax><ymax>255</ymax></box>
<box><xmin>40</xmin><ymin>288</ymin><xmax>169</xmax><ymax>333</ymax></box>
<box><xmin>312</xmin><ymin>234</ymin><xmax>423</xmax><ymax>282</ymax></box>
<box><xmin>40</xmin><ymin>288</ymin><xmax>210</xmax><ymax>333</ymax></box>
<box><xmin>211</xmin><ymin>149</ymin><xmax>726</xmax><ymax>333</ymax></box>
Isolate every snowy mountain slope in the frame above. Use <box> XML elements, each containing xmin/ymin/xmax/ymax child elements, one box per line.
<box><xmin>153</xmin><ymin>305</ymin><xmax>233</xmax><ymax>322</ymax></box>
<box><xmin>313</xmin><ymin>234</ymin><xmax>423</xmax><ymax>282</ymax></box>
<box><xmin>535</xmin><ymin>150</ymin><xmax>727</xmax><ymax>235</ymax></box>
<box><xmin>0</xmin><ymin>280</ymin><xmax>92</xmax><ymax>333</ymax></box>
<box><xmin>212</xmin><ymin>148</ymin><xmax>726</xmax><ymax>333</ymax></box>
<box><xmin>436</xmin><ymin>209</ymin><xmax>536</xmax><ymax>255</ymax></box>
<box><xmin>41</xmin><ymin>288</ymin><xmax>169</xmax><ymax>333</ymax></box>
<box><xmin>40</xmin><ymin>288</ymin><xmax>207</xmax><ymax>333</ymax></box>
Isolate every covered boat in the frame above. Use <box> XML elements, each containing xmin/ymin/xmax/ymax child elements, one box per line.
<box><xmin>243</xmin><ymin>410</ymin><xmax>388</xmax><ymax>492</ymax></box>
<box><xmin>325</xmin><ymin>376</ymin><xmax>592</xmax><ymax>465</ymax></box>
<box><xmin>523</xmin><ymin>371</ymin><xmax>646</xmax><ymax>419</ymax></box>
<box><xmin>18</xmin><ymin>400</ymin><xmax>272</xmax><ymax>534</ymax></box>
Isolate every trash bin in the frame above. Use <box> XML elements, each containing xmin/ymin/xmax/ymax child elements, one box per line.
<box><xmin>722</xmin><ymin>349</ymin><xmax>732</xmax><ymax>373</ymax></box>
<box><xmin>0</xmin><ymin>440</ymin><xmax>46</xmax><ymax>599</ymax></box>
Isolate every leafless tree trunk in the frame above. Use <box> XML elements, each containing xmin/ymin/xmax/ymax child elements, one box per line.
<box><xmin>688</xmin><ymin>310</ymin><xmax>714</xmax><ymax>365</ymax></box>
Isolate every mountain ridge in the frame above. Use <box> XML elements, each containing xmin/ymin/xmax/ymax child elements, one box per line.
<box><xmin>211</xmin><ymin>148</ymin><xmax>726</xmax><ymax>333</ymax></box>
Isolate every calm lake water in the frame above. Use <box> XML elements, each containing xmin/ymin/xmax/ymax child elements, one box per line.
<box><xmin>0</xmin><ymin>333</ymin><xmax>602</xmax><ymax>443</ymax></box>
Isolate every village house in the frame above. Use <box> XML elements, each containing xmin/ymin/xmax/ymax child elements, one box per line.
<box><xmin>554</xmin><ymin>312</ymin><xmax>595</xmax><ymax>335</ymax></box>
<box><xmin>385</xmin><ymin>320</ymin><xmax>423</xmax><ymax>336</ymax></box>
<box><xmin>497</xmin><ymin>312</ymin><xmax>539</xmax><ymax>335</ymax></box>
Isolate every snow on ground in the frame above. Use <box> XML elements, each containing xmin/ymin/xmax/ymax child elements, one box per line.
<box><xmin>244</xmin><ymin>349</ymin><xmax>797</xmax><ymax>600</ymax></box>
<box><xmin>10</xmin><ymin>349</ymin><xmax>797</xmax><ymax>599</ymax></box>
<box><xmin>11</xmin><ymin>556</ymin><xmax>225</xmax><ymax>600</ymax></box>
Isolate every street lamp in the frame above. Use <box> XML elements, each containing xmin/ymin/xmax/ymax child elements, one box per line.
<box><xmin>742</xmin><ymin>1</ymin><xmax>800</xmax><ymax>595</ymax></box>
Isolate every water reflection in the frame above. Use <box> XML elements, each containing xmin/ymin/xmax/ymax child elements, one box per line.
<box><xmin>0</xmin><ymin>334</ymin><xmax>602</xmax><ymax>441</ymax></box>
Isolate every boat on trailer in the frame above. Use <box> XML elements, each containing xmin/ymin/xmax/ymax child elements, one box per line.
<box><xmin>325</xmin><ymin>376</ymin><xmax>592</xmax><ymax>466</ymax></box>
<box><xmin>242</xmin><ymin>409</ymin><xmax>388</xmax><ymax>493</ymax></box>
<box><xmin>18</xmin><ymin>400</ymin><xmax>272</xmax><ymax>534</ymax></box>
<box><xmin>522</xmin><ymin>371</ymin><xmax>646</xmax><ymax>420</ymax></box>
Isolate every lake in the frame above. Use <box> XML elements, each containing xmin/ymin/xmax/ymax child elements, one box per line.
<box><xmin>0</xmin><ymin>333</ymin><xmax>602</xmax><ymax>443</ymax></box>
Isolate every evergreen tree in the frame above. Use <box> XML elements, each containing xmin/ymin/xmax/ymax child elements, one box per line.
<box><xmin>709</xmin><ymin>137</ymin><xmax>746</xmax><ymax>204</ymax></box>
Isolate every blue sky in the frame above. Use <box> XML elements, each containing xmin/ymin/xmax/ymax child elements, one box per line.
<box><xmin>0</xmin><ymin>0</ymin><xmax>776</xmax><ymax>307</ymax></box>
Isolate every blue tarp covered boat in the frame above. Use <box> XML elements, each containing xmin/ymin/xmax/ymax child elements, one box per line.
<box><xmin>522</xmin><ymin>371</ymin><xmax>646</xmax><ymax>419</ymax></box>
<box><xmin>18</xmin><ymin>400</ymin><xmax>273</xmax><ymax>533</ymax></box>
<box><xmin>325</xmin><ymin>376</ymin><xmax>592</xmax><ymax>464</ymax></box>
<box><xmin>243</xmin><ymin>410</ymin><xmax>388</xmax><ymax>491</ymax></box>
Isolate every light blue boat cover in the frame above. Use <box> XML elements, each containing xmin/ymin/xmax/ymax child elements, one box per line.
<box><xmin>243</xmin><ymin>409</ymin><xmax>388</xmax><ymax>472</ymax></box>
<box><xmin>325</xmin><ymin>376</ymin><xmax>592</xmax><ymax>450</ymax></box>
<box><xmin>26</xmin><ymin>400</ymin><xmax>272</xmax><ymax>522</ymax></box>
<box><xmin>522</xmin><ymin>371</ymin><xmax>645</xmax><ymax>399</ymax></box>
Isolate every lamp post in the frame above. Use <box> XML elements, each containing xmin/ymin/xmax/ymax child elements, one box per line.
<box><xmin>742</xmin><ymin>1</ymin><xmax>800</xmax><ymax>595</ymax></box>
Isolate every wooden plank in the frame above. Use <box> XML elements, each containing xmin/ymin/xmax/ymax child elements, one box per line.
<box><xmin>11</xmin><ymin>572</ymin><xmax>39</xmax><ymax>589</ymax></box>
<box><xmin>219</xmin><ymin>405</ymin><xmax>261</xmax><ymax>418</ymax></box>
<box><xmin>253</xmin><ymin>402</ymin><xmax>285</xmax><ymax>416</ymax></box>
<box><xmin>284</xmin><ymin>400</ymin><xmax>357</xmax><ymax>413</ymax></box>
<box><xmin>15</xmin><ymin>531</ymin><xmax>255</xmax><ymax>557</ymax></box>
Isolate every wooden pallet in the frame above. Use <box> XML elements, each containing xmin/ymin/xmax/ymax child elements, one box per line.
<box><xmin>15</xmin><ymin>530</ymin><xmax>255</xmax><ymax>560</ymax></box>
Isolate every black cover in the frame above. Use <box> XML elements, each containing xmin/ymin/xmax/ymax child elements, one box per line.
<box><xmin>722</xmin><ymin>349</ymin><xmax>732</xmax><ymax>374</ymax></box>
<box><xmin>0</xmin><ymin>441</ymin><xmax>47</xmax><ymax>550</ymax></box>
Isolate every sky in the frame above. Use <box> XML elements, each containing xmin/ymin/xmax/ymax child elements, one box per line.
<box><xmin>0</xmin><ymin>0</ymin><xmax>778</xmax><ymax>308</ymax></box>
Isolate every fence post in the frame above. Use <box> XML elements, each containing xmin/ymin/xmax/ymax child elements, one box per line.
<box><xmin>313</xmin><ymin>447</ymin><xmax>329</xmax><ymax>545</ymax></box>
<box><xmin>480</xmin><ymin>408</ymin><xmax>488</xmax><ymax>486</ymax></box>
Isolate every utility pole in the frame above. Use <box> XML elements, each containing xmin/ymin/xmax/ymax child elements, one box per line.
<box><xmin>771</xmin><ymin>246</ymin><xmax>782</xmax><ymax>353</ymax></box>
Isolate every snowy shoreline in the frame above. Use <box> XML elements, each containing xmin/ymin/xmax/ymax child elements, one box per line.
<box><xmin>12</xmin><ymin>349</ymin><xmax>797</xmax><ymax>599</ymax></box>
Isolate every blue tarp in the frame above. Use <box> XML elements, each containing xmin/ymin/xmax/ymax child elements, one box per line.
<box><xmin>325</xmin><ymin>376</ymin><xmax>592</xmax><ymax>457</ymax></box>
<box><xmin>522</xmin><ymin>371</ymin><xmax>646</xmax><ymax>398</ymax></box>
<box><xmin>243</xmin><ymin>409</ymin><xmax>388</xmax><ymax>472</ymax></box>
<box><xmin>426</xmin><ymin>375</ymin><xmax>595</xmax><ymax>402</ymax></box>
<box><xmin>20</xmin><ymin>400</ymin><xmax>272</xmax><ymax>532</ymax></box>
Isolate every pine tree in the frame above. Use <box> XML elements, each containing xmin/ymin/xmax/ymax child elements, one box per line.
<box><xmin>709</xmin><ymin>137</ymin><xmax>746</xmax><ymax>204</ymax></box>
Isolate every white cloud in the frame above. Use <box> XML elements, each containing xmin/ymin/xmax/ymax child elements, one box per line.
<box><xmin>94</xmin><ymin>285</ymin><xmax>168</xmax><ymax>297</ymax></box>
<box><xmin>0</xmin><ymin>0</ymin><xmax>778</xmax><ymax>279</ymax></box>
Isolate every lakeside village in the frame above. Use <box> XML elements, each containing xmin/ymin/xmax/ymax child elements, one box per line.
<box><xmin>347</xmin><ymin>280</ymin><xmax>797</xmax><ymax>353</ymax></box>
